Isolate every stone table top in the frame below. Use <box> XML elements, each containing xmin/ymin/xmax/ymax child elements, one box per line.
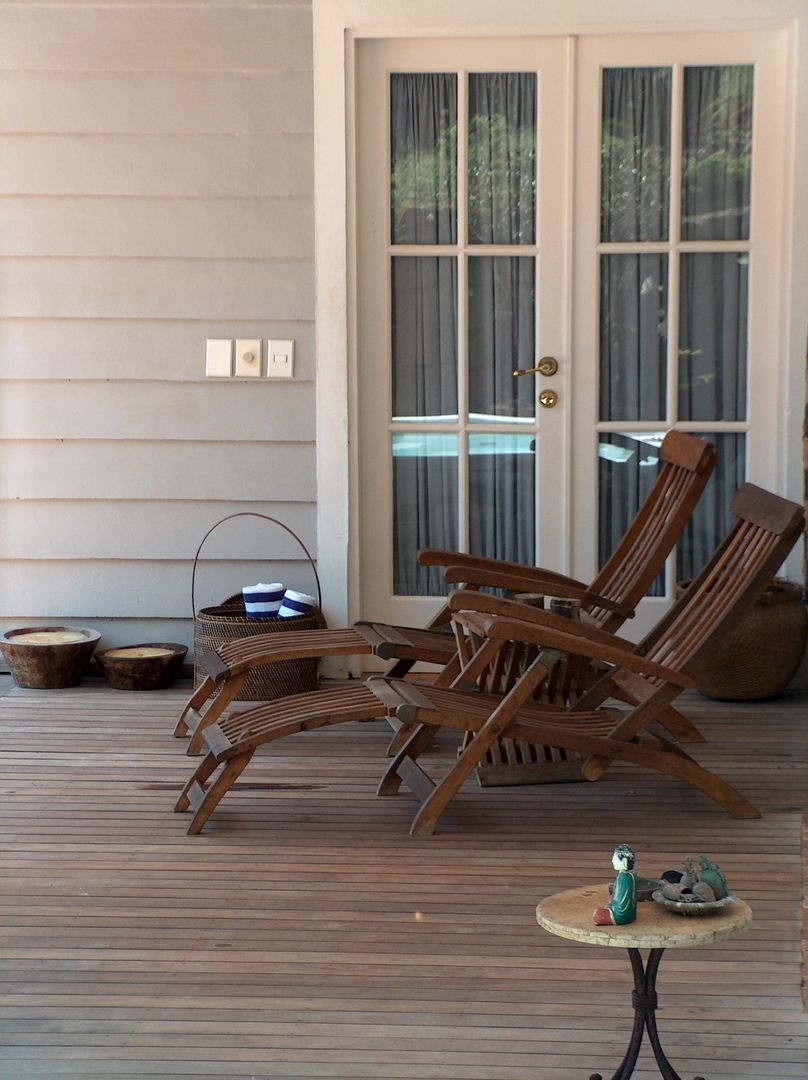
<box><xmin>536</xmin><ymin>883</ymin><xmax>752</xmax><ymax>949</ymax></box>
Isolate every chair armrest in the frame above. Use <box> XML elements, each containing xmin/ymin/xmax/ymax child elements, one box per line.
<box><xmin>418</xmin><ymin>548</ymin><xmax>591</xmax><ymax>593</ymax></box>
<box><xmin>442</xmin><ymin>566</ymin><xmax>633</xmax><ymax>620</ymax></box>
<box><xmin>447</xmin><ymin>590</ymin><xmax>634</xmax><ymax>647</ymax></box>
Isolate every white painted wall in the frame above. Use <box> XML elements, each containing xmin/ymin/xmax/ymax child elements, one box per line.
<box><xmin>0</xmin><ymin>0</ymin><xmax>318</xmax><ymax>654</ymax></box>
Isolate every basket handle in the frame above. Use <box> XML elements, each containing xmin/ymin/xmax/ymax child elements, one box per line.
<box><xmin>191</xmin><ymin>513</ymin><xmax>322</xmax><ymax>617</ymax></box>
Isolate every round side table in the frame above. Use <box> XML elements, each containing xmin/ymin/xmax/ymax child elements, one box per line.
<box><xmin>536</xmin><ymin>883</ymin><xmax>752</xmax><ymax>1080</ymax></box>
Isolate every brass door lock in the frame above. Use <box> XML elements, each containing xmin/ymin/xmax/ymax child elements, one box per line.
<box><xmin>539</xmin><ymin>389</ymin><xmax>559</xmax><ymax>409</ymax></box>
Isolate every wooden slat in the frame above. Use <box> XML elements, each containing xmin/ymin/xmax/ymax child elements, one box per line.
<box><xmin>0</xmin><ymin>681</ymin><xmax>805</xmax><ymax>1078</ymax></box>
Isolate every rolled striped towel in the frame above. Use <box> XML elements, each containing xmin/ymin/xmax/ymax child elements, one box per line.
<box><xmin>278</xmin><ymin>589</ymin><xmax>317</xmax><ymax>619</ymax></box>
<box><xmin>242</xmin><ymin>582</ymin><xmax>284</xmax><ymax>619</ymax></box>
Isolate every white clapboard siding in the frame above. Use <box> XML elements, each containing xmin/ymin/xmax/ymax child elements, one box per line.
<box><xmin>0</xmin><ymin>5</ymin><xmax>313</xmax><ymax>72</ymax></box>
<box><xmin>0</xmin><ymin>257</ymin><xmax>313</xmax><ymax>320</ymax></box>
<box><xmin>0</xmin><ymin>561</ymin><xmax>323</xmax><ymax>619</ymax></box>
<box><xmin>0</xmin><ymin>502</ymin><xmax>317</xmax><ymax>560</ymax></box>
<box><xmin>0</xmin><ymin>443</ymin><xmax>316</xmax><ymax>501</ymax></box>
<box><xmin>0</xmin><ymin>197</ymin><xmax>314</xmax><ymax>258</ymax></box>
<box><xmin>0</xmin><ymin>71</ymin><xmax>314</xmax><ymax>135</ymax></box>
<box><xmin>0</xmin><ymin>320</ymin><xmax>315</xmax><ymax>381</ymax></box>
<box><xmin>0</xmin><ymin>134</ymin><xmax>313</xmax><ymax>197</ymax></box>
<box><xmin>0</xmin><ymin>382</ymin><xmax>315</xmax><ymax>441</ymax></box>
<box><xmin>0</xmin><ymin>1</ymin><xmax>318</xmax><ymax>653</ymax></box>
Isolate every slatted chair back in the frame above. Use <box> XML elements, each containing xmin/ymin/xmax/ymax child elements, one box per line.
<box><xmin>638</xmin><ymin>484</ymin><xmax>805</xmax><ymax>678</ymax></box>
<box><xmin>442</xmin><ymin>431</ymin><xmax>716</xmax><ymax>704</ymax></box>
<box><xmin>586</xmin><ymin>431</ymin><xmax>716</xmax><ymax>630</ymax></box>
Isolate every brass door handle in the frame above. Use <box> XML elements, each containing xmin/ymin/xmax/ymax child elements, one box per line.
<box><xmin>539</xmin><ymin>389</ymin><xmax>559</xmax><ymax>409</ymax></box>
<box><xmin>513</xmin><ymin>356</ymin><xmax>559</xmax><ymax>378</ymax></box>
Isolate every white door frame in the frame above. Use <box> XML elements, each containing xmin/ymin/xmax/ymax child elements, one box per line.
<box><xmin>313</xmin><ymin>0</ymin><xmax>807</xmax><ymax>641</ymax></box>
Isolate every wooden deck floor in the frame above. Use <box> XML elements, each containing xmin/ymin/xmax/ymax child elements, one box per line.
<box><xmin>0</xmin><ymin>679</ymin><xmax>806</xmax><ymax>1079</ymax></box>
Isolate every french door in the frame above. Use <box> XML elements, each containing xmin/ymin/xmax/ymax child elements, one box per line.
<box><xmin>354</xmin><ymin>31</ymin><xmax>786</xmax><ymax>638</ymax></box>
<box><xmin>356</xmin><ymin>38</ymin><xmax>571</xmax><ymax>630</ymax></box>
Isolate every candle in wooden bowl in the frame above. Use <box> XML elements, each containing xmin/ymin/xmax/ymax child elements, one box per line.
<box><xmin>0</xmin><ymin>626</ymin><xmax>101</xmax><ymax>688</ymax></box>
<box><xmin>95</xmin><ymin>643</ymin><xmax>188</xmax><ymax>691</ymax></box>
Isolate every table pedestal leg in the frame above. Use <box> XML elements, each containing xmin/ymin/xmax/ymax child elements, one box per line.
<box><xmin>588</xmin><ymin>949</ymin><xmax>707</xmax><ymax>1080</ymax></box>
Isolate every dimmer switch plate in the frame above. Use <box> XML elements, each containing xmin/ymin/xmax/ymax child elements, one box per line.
<box><xmin>267</xmin><ymin>339</ymin><xmax>294</xmax><ymax>378</ymax></box>
<box><xmin>235</xmin><ymin>338</ymin><xmax>262</xmax><ymax>377</ymax></box>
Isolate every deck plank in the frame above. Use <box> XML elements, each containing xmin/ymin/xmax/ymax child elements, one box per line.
<box><xmin>0</xmin><ymin>681</ymin><xmax>806</xmax><ymax>1078</ymax></box>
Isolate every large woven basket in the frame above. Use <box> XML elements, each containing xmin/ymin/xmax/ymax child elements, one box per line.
<box><xmin>678</xmin><ymin>576</ymin><xmax>807</xmax><ymax>701</ymax></box>
<box><xmin>192</xmin><ymin>513</ymin><xmax>326</xmax><ymax>701</ymax></box>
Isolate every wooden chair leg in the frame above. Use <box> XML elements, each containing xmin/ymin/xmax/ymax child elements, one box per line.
<box><xmin>174</xmin><ymin>752</ymin><xmax>219</xmax><ymax>812</ymax></box>
<box><xmin>187</xmin><ymin>751</ymin><xmax>255</xmax><ymax>835</ymax></box>
<box><xmin>385</xmin><ymin>718</ymin><xmax>417</xmax><ymax>757</ymax></box>
<box><xmin>377</xmin><ymin>723</ymin><xmax>438</xmax><ymax>797</ymax></box>
<box><xmin>186</xmin><ymin>673</ymin><xmax>248</xmax><ymax>756</ymax></box>
<box><xmin>408</xmin><ymin>725</ymin><xmax>504</xmax><ymax>838</ymax></box>
<box><xmin>174</xmin><ymin>677</ymin><xmax>217</xmax><ymax>737</ymax></box>
<box><xmin>655</xmin><ymin>704</ymin><xmax>706</xmax><ymax>743</ymax></box>
<box><xmin>616</xmin><ymin>739</ymin><xmax>760</xmax><ymax>820</ymax></box>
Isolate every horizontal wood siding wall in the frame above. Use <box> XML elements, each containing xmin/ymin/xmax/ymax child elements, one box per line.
<box><xmin>0</xmin><ymin>0</ymin><xmax>316</xmax><ymax>653</ymax></box>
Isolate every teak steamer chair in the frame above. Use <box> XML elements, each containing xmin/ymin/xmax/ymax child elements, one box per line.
<box><xmin>174</xmin><ymin>483</ymin><xmax>803</xmax><ymax>836</ymax></box>
<box><xmin>372</xmin><ymin>484</ymin><xmax>805</xmax><ymax>835</ymax></box>
<box><xmin>175</xmin><ymin>431</ymin><xmax>716</xmax><ymax>759</ymax></box>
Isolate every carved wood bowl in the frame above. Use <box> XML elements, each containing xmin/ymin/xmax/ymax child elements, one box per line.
<box><xmin>95</xmin><ymin>643</ymin><xmax>188</xmax><ymax>691</ymax></box>
<box><xmin>0</xmin><ymin>626</ymin><xmax>101</xmax><ymax>689</ymax></box>
<box><xmin>652</xmin><ymin>890</ymin><xmax>737</xmax><ymax>916</ymax></box>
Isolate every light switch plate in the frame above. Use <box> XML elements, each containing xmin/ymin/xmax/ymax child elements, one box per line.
<box><xmin>235</xmin><ymin>338</ymin><xmax>262</xmax><ymax>377</ymax></box>
<box><xmin>205</xmin><ymin>338</ymin><xmax>232</xmax><ymax>377</ymax></box>
<box><xmin>267</xmin><ymin>339</ymin><xmax>295</xmax><ymax>378</ymax></box>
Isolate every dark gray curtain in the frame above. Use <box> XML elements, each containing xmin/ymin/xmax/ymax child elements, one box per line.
<box><xmin>468</xmin><ymin>73</ymin><xmax>535</xmax><ymax>245</ymax></box>
<box><xmin>601</xmin><ymin>67</ymin><xmax>671</xmax><ymax>242</ymax></box>
<box><xmin>599</xmin><ymin>253</ymin><xmax>668</xmax><ymax>422</ymax></box>
<box><xmin>393</xmin><ymin>436</ymin><xmax>458</xmax><ymax>595</ymax></box>
<box><xmin>390</xmin><ymin>73</ymin><xmax>457</xmax><ymax>244</ymax></box>
<box><xmin>678</xmin><ymin>253</ymin><xmax>748</xmax><ymax>422</ymax></box>
<box><xmin>681</xmin><ymin>66</ymin><xmax>753</xmax><ymax>241</ymax></box>
<box><xmin>469</xmin><ymin>436</ymin><xmax>535</xmax><ymax>565</ymax></box>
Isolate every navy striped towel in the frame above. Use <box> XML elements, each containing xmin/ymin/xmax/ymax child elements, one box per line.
<box><xmin>278</xmin><ymin>589</ymin><xmax>317</xmax><ymax>619</ymax></box>
<box><xmin>242</xmin><ymin>582</ymin><xmax>284</xmax><ymax>618</ymax></box>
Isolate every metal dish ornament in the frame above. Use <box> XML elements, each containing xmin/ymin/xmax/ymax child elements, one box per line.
<box><xmin>653</xmin><ymin>855</ymin><xmax>735</xmax><ymax>915</ymax></box>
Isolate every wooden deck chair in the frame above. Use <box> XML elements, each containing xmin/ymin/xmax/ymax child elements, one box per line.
<box><xmin>371</xmin><ymin>484</ymin><xmax>805</xmax><ymax>836</ymax></box>
<box><xmin>174</xmin><ymin>431</ymin><xmax>715</xmax><ymax>756</ymax></box>
<box><xmin>174</xmin><ymin>483</ymin><xmax>801</xmax><ymax>837</ymax></box>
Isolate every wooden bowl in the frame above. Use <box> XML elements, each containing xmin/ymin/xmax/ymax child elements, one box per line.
<box><xmin>95</xmin><ymin>643</ymin><xmax>188</xmax><ymax>691</ymax></box>
<box><xmin>1</xmin><ymin>626</ymin><xmax>101</xmax><ymax>689</ymax></box>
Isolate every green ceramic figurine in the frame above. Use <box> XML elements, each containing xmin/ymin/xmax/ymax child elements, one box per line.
<box><xmin>593</xmin><ymin>843</ymin><xmax>638</xmax><ymax>926</ymax></box>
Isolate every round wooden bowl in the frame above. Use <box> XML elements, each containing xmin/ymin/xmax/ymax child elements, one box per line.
<box><xmin>94</xmin><ymin>643</ymin><xmax>188</xmax><ymax>691</ymax></box>
<box><xmin>0</xmin><ymin>626</ymin><xmax>101</xmax><ymax>689</ymax></box>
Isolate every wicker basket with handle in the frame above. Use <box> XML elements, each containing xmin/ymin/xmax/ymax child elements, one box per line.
<box><xmin>192</xmin><ymin>513</ymin><xmax>326</xmax><ymax>701</ymax></box>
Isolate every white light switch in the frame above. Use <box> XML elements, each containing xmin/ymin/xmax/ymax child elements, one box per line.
<box><xmin>267</xmin><ymin>339</ymin><xmax>295</xmax><ymax>378</ymax></box>
<box><xmin>205</xmin><ymin>338</ymin><xmax>232</xmax><ymax>377</ymax></box>
<box><xmin>235</xmin><ymin>338</ymin><xmax>262</xmax><ymax>377</ymax></box>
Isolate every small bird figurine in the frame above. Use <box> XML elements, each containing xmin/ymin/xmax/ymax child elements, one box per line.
<box><xmin>698</xmin><ymin>854</ymin><xmax>728</xmax><ymax>899</ymax></box>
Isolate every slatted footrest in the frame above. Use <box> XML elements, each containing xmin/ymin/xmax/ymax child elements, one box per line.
<box><xmin>214</xmin><ymin>627</ymin><xmax>374</xmax><ymax>676</ymax></box>
<box><xmin>475</xmin><ymin>738</ymin><xmax>585</xmax><ymax>787</ymax></box>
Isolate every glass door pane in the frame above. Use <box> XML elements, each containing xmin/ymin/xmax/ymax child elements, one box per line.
<box><xmin>388</xmin><ymin>66</ymin><xmax>540</xmax><ymax>595</ymax></box>
<box><xmin>468</xmin><ymin>256</ymin><xmax>535</xmax><ymax>423</ymax></box>
<box><xmin>390</xmin><ymin>73</ymin><xmax>457</xmax><ymax>244</ymax></box>
<box><xmin>597</xmin><ymin>63</ymin><xmax>754</xmax><ymax>593</ymax></box>
<box><xmin>468</xmin><ymin>73</ymin><xmax>536</xmax><ymax>244</ymax></box>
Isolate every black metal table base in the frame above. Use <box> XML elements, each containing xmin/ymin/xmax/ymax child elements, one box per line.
<box><xmin>588</xmin><ymin>949</ymin><xmax>706</xmax><ymax>1080</ymax></box>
